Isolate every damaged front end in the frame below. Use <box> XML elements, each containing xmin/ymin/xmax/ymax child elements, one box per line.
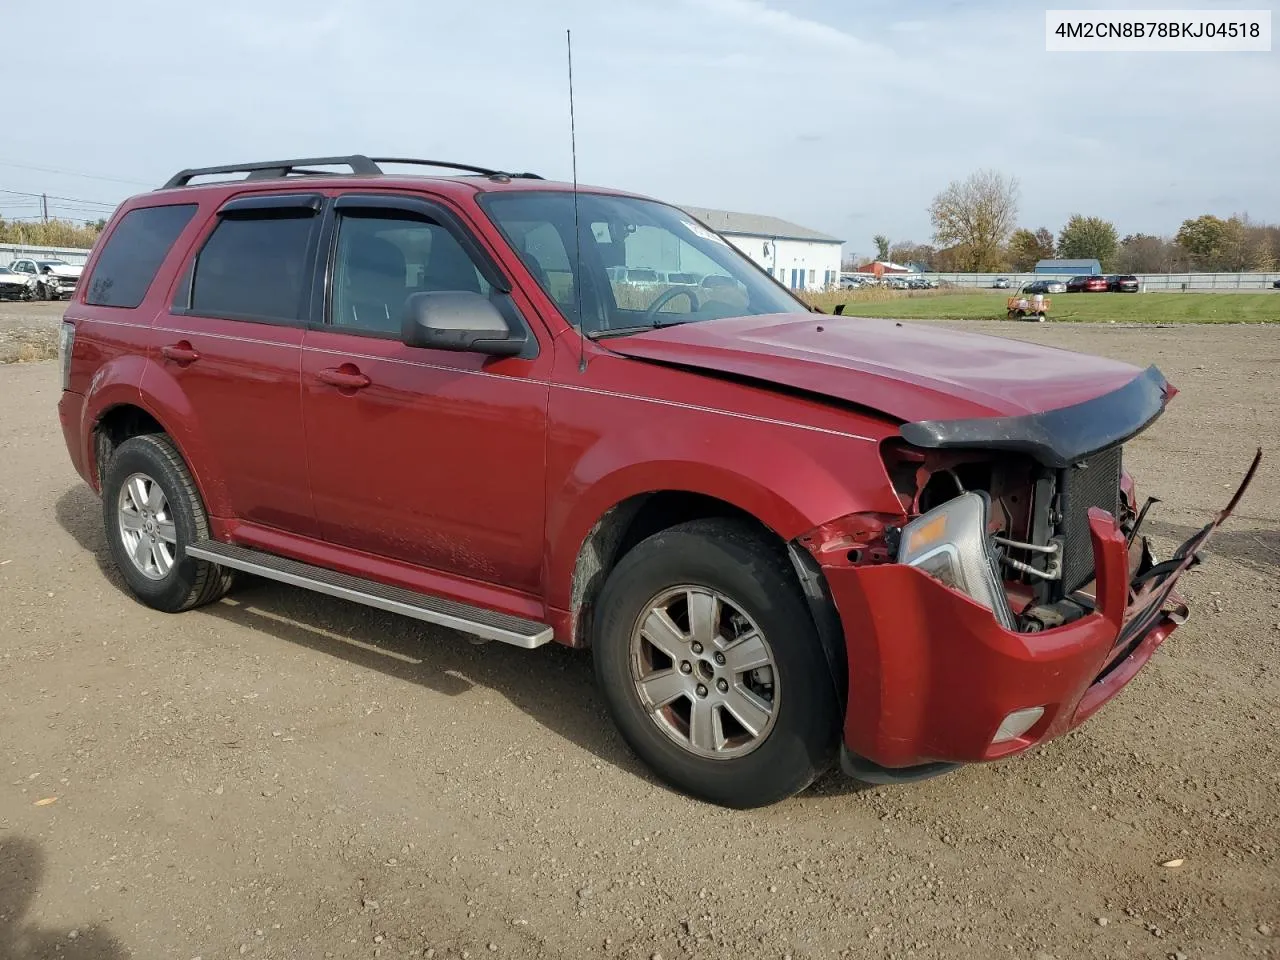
<box><xmin>799</xmin><ymin>364</ymin><xmax>1262</xmax><ymax>780</ymax></box>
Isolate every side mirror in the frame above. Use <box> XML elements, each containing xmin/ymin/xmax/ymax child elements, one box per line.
<box><xmin>401</xmin><ymin>291</ymin><xmax>527</xmax><ymax>357</ymax></box>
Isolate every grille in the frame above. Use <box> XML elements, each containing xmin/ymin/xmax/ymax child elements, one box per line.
<box><xmin>1058</xmin><ymin>445</ymin><xmax>1123</xmax><ymax>593</ymax></box>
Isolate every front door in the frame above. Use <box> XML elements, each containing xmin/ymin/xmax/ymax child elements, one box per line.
<box><xmin>151</xmin><ymin>193</ymin><xmax>321</xmax><ymax>536</ymax></box>
<box><xmin>300</xmin><ymin>195</ymin><xmax>549</xmax><ymax>593</ymax></box>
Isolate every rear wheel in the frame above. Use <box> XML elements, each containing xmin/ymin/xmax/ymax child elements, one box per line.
<box><xmin>102</xmin><ymin>434</ymin><xmax>233</xmax><ymax>612</ymax></box>
<box><xmin>592</xmin><ymin>519</ymin><xmax>840</xmax><ymax>808</ymax></box>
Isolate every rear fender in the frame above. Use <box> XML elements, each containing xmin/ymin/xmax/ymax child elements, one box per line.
<box><xmin>83</xmin><ymin>356</ymin><xmax>229</xmax><ymax>518</ymax></box>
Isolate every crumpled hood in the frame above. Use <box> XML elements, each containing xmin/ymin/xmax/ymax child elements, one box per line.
<box><xmin>603</xmin><ymin>313</ymin><xmax>1145</xmax><ymax>422</ymax></box>
<box><xmin>45</xmin><ymin>265</ymin><xmax>82</xmax><ymax>278</ymax></box>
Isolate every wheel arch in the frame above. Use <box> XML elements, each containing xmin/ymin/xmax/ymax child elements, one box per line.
<box><xmin>84</xmin><ymin>368</ymin><xmax>229</xmax><ymax>520</ymax></box>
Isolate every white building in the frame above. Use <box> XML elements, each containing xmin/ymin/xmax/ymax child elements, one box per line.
<box><xmin>680</xmin><ymin>206</ymin><xmax>844</xmax><ymax>292</ymax></box>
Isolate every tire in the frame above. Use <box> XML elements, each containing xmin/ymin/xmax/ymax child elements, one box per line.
<box><xmin>102</xmin><ymin>434</ymin><xmax>233</xmax><ymax>613</ymax></box>
<box><xmin>592</xmin><ymin>519</ymin><xmax>840</xmax><ymax>808</ymax></box>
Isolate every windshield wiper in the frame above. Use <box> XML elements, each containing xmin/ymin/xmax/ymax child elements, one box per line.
<box><xmin>591</xmin><ymin>318</ymin><xmax>699</xmax><ymax>339</ymax></box>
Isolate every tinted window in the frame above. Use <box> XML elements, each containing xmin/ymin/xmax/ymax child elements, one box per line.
<box><xmin>86</xmin><ymin>204</ymin><xmax>198</xmax><ymax>308</ymax></box>
<box><xmin>330</xmin><ymin>213</ymin><xmax>490</xmax><ymax>335</ymax></box>
<box><xmin>190</xmin><ymin>212</ymin><xmax>316</xmax><ymax>322</ymax></box>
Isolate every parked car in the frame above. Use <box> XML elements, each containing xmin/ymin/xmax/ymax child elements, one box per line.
<box><xmin>1107</xmin><ymin>275</ymin><xmax>1140</xmax><ymax>293</ymax></box>
<box><xmin>0</xmin><ymin>265</ymin><xmax>38</xmax><ymax>300</ymax></box>
<box><xmin>1066</xmin><ymin>275</ymin><xmax>1108</xmax><ymax>293</ymax></box>
<box><xmin>1023</xmin><ymin>279</ymin><xmax>1067</xmax><ymax>295</ymax></box>
<box><xmin>9</xmin><ymin>257</ymin><xmax>83</xmax><ymax>301</ymax></box>
<box><xmin>56</xmin><ymin>153</ymin><xmax>1259</xmax><ymax>809</ymax></box>
<box><xmin>1271</xmin><ymin>279</ymin><xmax>1279</xmax><ymax>289</ymax></box>
<box><xmin>992</xmin><ymin>278</ymin><xmax>1011</xmax><ymax>289</ymax></box>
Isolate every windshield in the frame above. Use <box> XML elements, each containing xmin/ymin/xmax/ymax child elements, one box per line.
<box><xmin>479</xmin><ymin>191</ymin><xmax>805</xmax><ymax>336</ymax></box>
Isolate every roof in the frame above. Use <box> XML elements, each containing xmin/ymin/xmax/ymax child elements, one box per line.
<box><xmin>678</xmin><ymin>206</ymin><xmax>843</xmax><ymax>244</ymax></box>
<box><xmin>855</xmin><ymin>260</ymin><xmax>914</xmax><ymax>273</ymax></box>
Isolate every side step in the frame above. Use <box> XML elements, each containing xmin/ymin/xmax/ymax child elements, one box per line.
<box><xmin>186</xmin><ymin>541</ymin><xmax>552</xmax><ymax>649</ymax></box>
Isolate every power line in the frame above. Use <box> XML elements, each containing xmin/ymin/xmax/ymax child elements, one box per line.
<box><xmin>0</xmin><ymin>188</ymin><xmax>118</xmax><ymax>208</ymax></box>
<box><xmin>0</xmin><ymin>157</ymin><xmax>151</xmax><ymax>187</ymax></box>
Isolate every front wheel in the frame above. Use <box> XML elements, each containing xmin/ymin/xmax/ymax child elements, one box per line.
<box><xmin>592</xmin><ymin>519</ymin><xmax>841</xmax><ymax>808</ymax></box>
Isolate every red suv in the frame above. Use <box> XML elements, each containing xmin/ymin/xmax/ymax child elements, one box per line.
<box><xmin>1065</xmin><ymin>275</ymin><xmax>1109</xmax><ymax>293</ymax></box>
<box><xmin>57</xmin><ymin>156</ymin><xmax>1257</xmax><ymax>808</ymax></box>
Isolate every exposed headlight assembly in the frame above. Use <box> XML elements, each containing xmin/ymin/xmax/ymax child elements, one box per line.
<box><xmin>897</xmin><ymin>491</ymin><xmax>1018</xmax><ymax>630</ymax></box>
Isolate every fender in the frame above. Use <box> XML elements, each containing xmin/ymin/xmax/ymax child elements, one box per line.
<box><xmin>545</xmin><ymin>421</ymin><xmax>903</xmax><ymax>612</ymax></box>
<box><xmin>82</xmin><ymin>354</ymin><xmax>230</xmax><ymax>519</ymax></box>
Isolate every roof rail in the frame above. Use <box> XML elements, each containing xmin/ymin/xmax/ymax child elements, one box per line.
<box><xmin>161</xmin><ymin>155</ymin><xmax>543</xmax><ymax>189</ymax></box>
<box><xmin>369</xmin><ymin>158</ymin><xmax>544</xmax><ymax>181</ymax></box>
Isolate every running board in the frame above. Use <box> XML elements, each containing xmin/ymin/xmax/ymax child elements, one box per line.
<box><xmin>186</xmin><ymin>541</ymin><xmax>552</xmax><ymax>649</ymax></box>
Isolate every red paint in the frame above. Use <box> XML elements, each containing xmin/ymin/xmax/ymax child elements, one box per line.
<box><xmin>820</xmin><ymin>510</ymin><xmax>1178</xmax><ymax>768</ymax></box>
<box><xmin>605</xmin><ymin>313</ymin><xmax>1143</xmax><ymax>421</ymax></box>
<box><xmin>57</xmin><ymin>170</ymin><xmax>1220</xmax><ymax>777</ymax></box>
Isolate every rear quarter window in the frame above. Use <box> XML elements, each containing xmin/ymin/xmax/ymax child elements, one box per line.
<box><xmin>85</xmin><ymin>204</ymin><xmax>199</xmax><ymax>308</ymax></box>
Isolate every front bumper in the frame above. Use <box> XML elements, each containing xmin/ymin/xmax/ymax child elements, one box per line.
<box><xmin>820</xmin><ymin>451</ymin><xmax>1260</xmax><ymax>772</ymax></box>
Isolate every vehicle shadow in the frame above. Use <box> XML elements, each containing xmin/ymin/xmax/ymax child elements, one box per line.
<box><xmin>53</xmin><ymin>484</ymin><xmax>659</xmax><ymax>788</ymax></box>
<box><xmin>1143</xmin><ymin>518</ymin><xmax>1280</xmax><ymax>571</ymax></box>
<box><xmin>0</xmin><ymin>836</ymin><xmax>127</xmax><ymax>960</ymax></box>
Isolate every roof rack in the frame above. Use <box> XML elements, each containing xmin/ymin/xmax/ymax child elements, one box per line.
<box><xmin>161</xmin><ymin>155</ymin><xmax>544</xmax><ymax>189</ymax></box>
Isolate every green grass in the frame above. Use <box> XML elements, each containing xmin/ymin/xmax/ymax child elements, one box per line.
<box><xmin>801</xmin><ymin>290</ymin><xmax>1279</xmax><ymax>324</ymax></box>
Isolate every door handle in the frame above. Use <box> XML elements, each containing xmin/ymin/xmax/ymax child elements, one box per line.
<box><xmin>316</xmin><ymin>365</ymin><xmax>371</xmax><ymax>390</ymax></box>
<box><xmin>161</xmin><ymin>342</ymin><xmax>200</xmax><ymax>364</ymax></box>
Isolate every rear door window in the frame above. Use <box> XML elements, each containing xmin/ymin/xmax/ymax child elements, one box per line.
<box><xmin>186</xmin><ymin>211</ymin><xmax>317</xmax><ymax>323</ymax></box>
<box><xmin>85</xmin><ymin>204</ymin><xmax>198</xmax><ymax>308</ymax></box>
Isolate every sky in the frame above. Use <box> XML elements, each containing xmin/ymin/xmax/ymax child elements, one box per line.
<box><xmin>2</xmin><ymin>0</ymin><xmax>1276</xmax><ymax>259</ymax></box>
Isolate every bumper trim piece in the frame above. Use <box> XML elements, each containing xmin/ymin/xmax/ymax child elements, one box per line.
<box><xmin>840</xmin><ymin>746</ymin><xmax>959</xmax><ymax>785</ymax></box>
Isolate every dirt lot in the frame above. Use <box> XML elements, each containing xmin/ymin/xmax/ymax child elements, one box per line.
<box><xmin>1</xmin><ymin>303</ymin><xmax>1277</xmax><ymax>960</ymax></box>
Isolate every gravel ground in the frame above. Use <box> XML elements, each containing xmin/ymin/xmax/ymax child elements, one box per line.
<box><xmin>1</xmin><ymin>306</ymin><xmax>1277</xmax><ymax>960</ymax></box>
<box><xmin>0</xmin><ymin>301</ymin><xmax>63</xmax><ymax>363</ymax></box>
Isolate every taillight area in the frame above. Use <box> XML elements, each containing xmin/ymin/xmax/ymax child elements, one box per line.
<box><xmin>58</xmin><ymin>321</ymin><xmax>76</xmax><ymax>391</ymax></box>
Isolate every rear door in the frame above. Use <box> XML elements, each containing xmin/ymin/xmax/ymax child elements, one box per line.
<box><xmin>299</xmin><ymin>193</ymin><xmax>550</xmax><ymax>592</ymax></box>
<box><xmin>153</xmin><ymin>193</ymin><xmax>323</xmax><ymax>535</ymax></box>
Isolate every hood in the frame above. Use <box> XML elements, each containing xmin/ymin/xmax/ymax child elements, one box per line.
<box><xmin>0</xmin><ymin>273</ymin><xmax>30</xmax><ymax>285</ymax></box>
<box><xmin>602</xmin><ymin>313</ymin><xmax>1145</xmax><ymax>423</ymax></box>
<box><xmin>45</xmin><ymin>265</ymin><xmax>82</xmax><ymax>278</ymax></box>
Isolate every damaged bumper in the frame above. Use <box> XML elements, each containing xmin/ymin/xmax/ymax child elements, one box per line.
<box><xmin>819</xmin><ymin>449</ymin><xmax>1261</xmax><ymax>776</ymax></box>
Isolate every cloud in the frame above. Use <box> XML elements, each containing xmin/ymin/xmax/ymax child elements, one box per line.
<box><xmin>685</xmin><ymin>0</ymin><xmax>876</xmax><ymax>54</ymax></box>
<box><xmin>1</xmin><ymin>0</ymin><xmax>1275</xmax><ymax>252</ymax></box>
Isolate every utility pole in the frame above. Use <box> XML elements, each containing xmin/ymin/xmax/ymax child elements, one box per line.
<box><xmin>41</xmin><ymin>193</ymin><xmax>48</xmax><ymax>223</ymax></box>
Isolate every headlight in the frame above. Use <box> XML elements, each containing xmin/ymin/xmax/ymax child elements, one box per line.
<box><xmin>896</xmin><ymin>491</ymin><xmax>1018</xmax><ymax>630</ymax></box>
<box><xmin>58</xmin><ymin>321</ymin><xmax>76</xmax><ymax>390</ymax></box>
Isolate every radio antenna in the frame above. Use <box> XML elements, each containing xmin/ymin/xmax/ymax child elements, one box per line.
<box><xmin>567</xmin><ymin>28</ymin><xmax>587</xmax><ymax>373</ymax></box>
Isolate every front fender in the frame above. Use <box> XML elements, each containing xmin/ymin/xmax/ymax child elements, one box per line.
<box><xmin>545</xmin><ymin>420</ymin><xmax>901</xmax><ymax>612</ymax></box>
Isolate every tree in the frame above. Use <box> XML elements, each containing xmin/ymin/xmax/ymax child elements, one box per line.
<box><xmin>0</xmin><ymin>217</ymin><xmax>103</xmax><ymax>248</ymax></box>
<box><xmin>928</xmin><ymin>170</ymin><xmax>1019</xmax><ymax>272</ymax></box>
<box><xmin>1057</xmin><ymin>215</ymin><xmax>1118</xmax><ymax>268</ymax></box>
<box><xmin>1175</xmin><ymin>215</ymin><xmax>1231</xmax><ymax>268</ymax></box>
<box><xmin>889</xmin><ymin>242</ymin><xmax>937</xmax><ymax>271</ymax></box>
<box><xmin>1177</xmin><ymin>214</ymin><xmax>1275</xmax><ymax>271</ymax></box>
<box><xmin>1007</xmin><ymin>227</ymin><xmax>1055</xmax><ymax>271</ymax></box>
<box><xmin>873</xmin><ymin>235</ymin><xmax>891</xmax><ymax>261</ymax></box>
<box><xmin>1116</xmin><ymin>233</ymin><xmax>1176</xmax><ymax>273</ymax></box>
